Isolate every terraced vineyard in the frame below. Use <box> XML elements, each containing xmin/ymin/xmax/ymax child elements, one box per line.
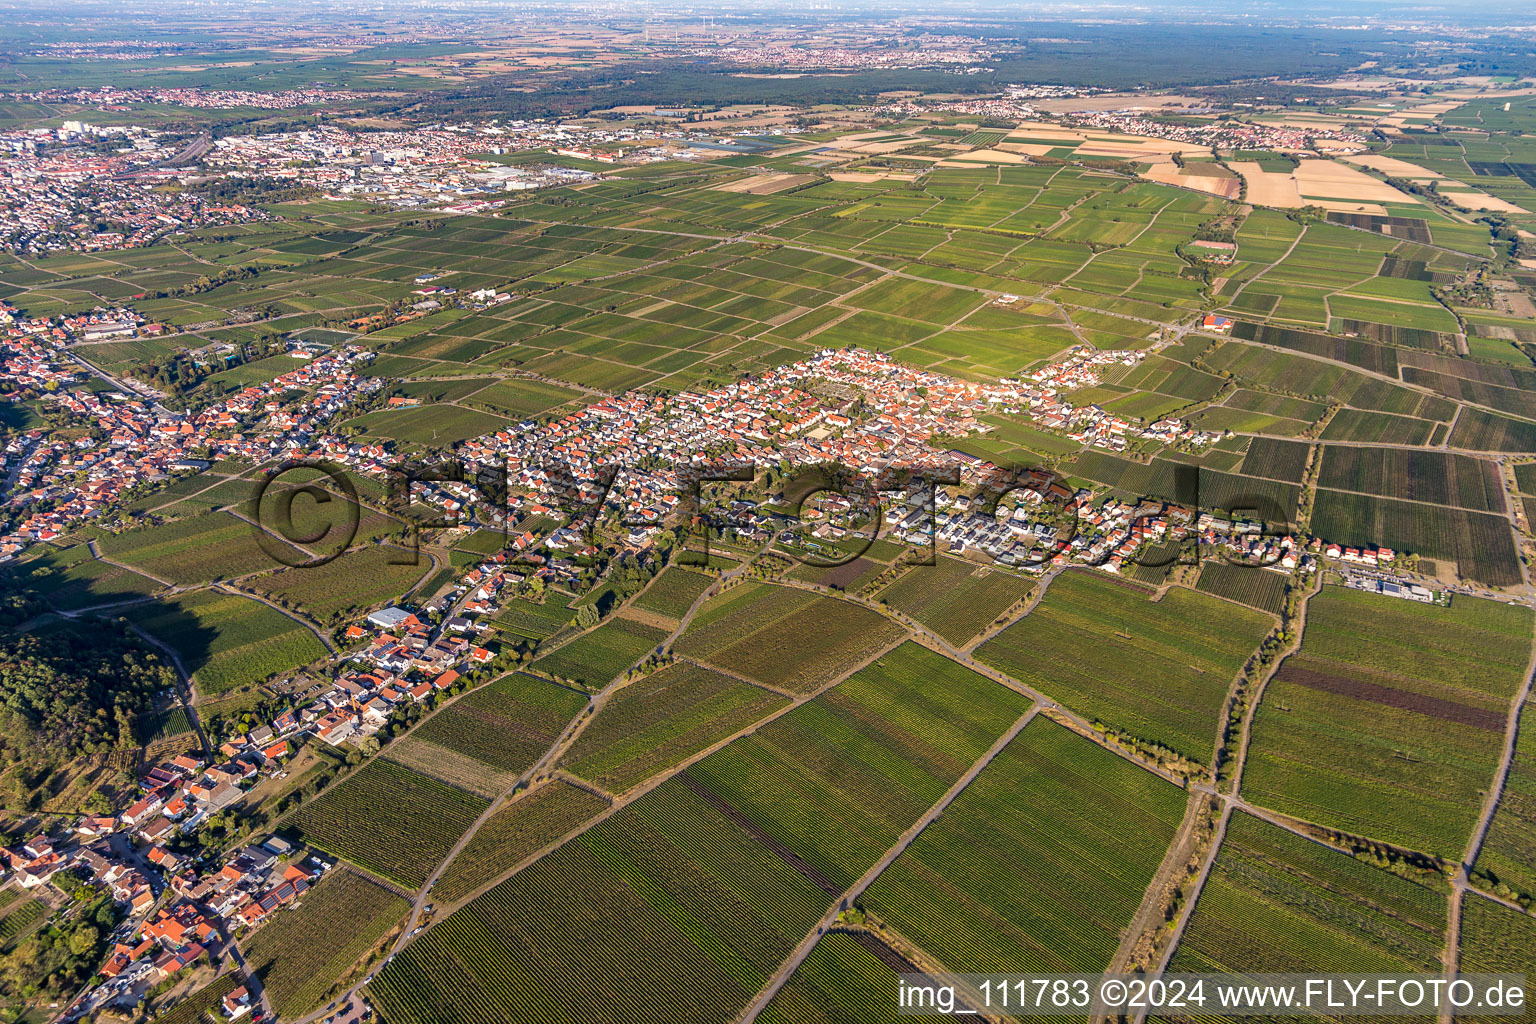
<box><xmin>976</xmin><ymin>571</ymin><xmax>1272</xmax><ymax>762</ymax></box>
<box><xmin>291</xmin><ymin>759</ymin><xmax>489</xmax><ymax>888</ymax></box>
<box><xmin>1245</xmin><ymin>587</ymin><xmax>1533</xmax><ymax>857</ymax></box>
<box><xmin>863</xmin><ymin>717</ymin><xmax>1186</xmax><ymax>974</ymax></box>
<box><xmin>241</xmin><ymin>869</ymin><xmax>410</xmax><ymax>1018</ymax></box>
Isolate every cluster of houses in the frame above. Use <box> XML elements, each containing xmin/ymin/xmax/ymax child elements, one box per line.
<box><xmin>0</xmin><ymin>329</ymin><xmax>388</xmax><ymax>559</ymax></box>
<box><xmin>0</xmin><ymin>126</ymin><xmax>265</xmax><ymax>253</ymax></box>
<box><xmin>95</xmin><ymin>835</ymin><xmax>327</xmax><ymax>1012</ymax></box>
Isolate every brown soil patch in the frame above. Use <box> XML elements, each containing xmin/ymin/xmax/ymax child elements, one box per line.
<box><xmin>1275</xmin><ymin>664</ymin><xmax>1503</xmax><ymax>730</ymax></box>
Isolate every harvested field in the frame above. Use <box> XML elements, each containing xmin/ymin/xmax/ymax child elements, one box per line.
<box><xmin>1294</xmin><ymin>159</ymin><xmax>1419</xmax><ymax>203</ymax></box>
<box><xmin>1231</xmin><ymin>162</ymin><xmax>1303</xmax><ymax>207</ymax></box>
<box><xmin>712</xmin><ymin>173</ymin><xmax>818</xmax><ymax>194</ymax></box>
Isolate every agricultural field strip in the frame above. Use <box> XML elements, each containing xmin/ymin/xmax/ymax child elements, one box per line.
<box><xmin>1219</xmin><ymin>327</ymin><xmax>1536</xmax><ymax>429</ymax></box>
<box><xmin>736</xmin><ymin>704</ymin><xmax>1044</xmax><ymax>1024</ymax></box>
<box><xmin>419</xmin><ymin>628</ymin><xmax>914</xmax><ymax>922</ymax></box>
<box><xmin>1456</xmin><ymin>624</ymin><xmax>1536</xmax><ymax>898</ymax></box>
<box><xmin>277</xmin><ymin>536</ymin><xmax>789</xmax><ymax>1022</ymax></box>
<box><xmin>774</xmin><ymin>571</ymin><xmax>1206</xmax><ymax>787</ymax></box>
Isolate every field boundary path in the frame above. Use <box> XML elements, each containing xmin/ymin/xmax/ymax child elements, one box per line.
<box><xmin>1441</xmin><ymin>627</ymin><xmax>1536</xmax><ymax>1011</ymax></box>
<box><xmin>213</xmin><ymin>584</ymin><xmax>338</xmax><ymax>655</ymax></box>
<box><xmin>736</xmin><ymin>705</ymin><xmax>1042</xmax><ymax>1024</ymax></box>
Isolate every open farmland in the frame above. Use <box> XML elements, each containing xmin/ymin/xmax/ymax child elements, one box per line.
<box><xmin>675</xmin><ymin>583</ymin><xmax>904</xmax><ymax>693</ymax></box>
<box><xmin>629</xmin><ymin>565</ymin><xmax>715</xmax><ymax>620</ymax></box>
<box><xmin>1194</xmin><ymin>561</ymin><xmax>1290</xmax><ymax>615</ymax></box>
<box><xmin>100</xmin><ymin>511</ymin><xmax>306</xmax><ymax>584</ymax></box>
<box><xmin>682</xmin><ymin>642</ymin><xmax>1033</xmax><ymax>892</ymax></box>
<box><xmin>531</xmin><ymin>614</ymin><xmax>669</xmax><ymax>689</ymax></box>
<box><xmin>862</xmin><ymin>717</ymin><xmax>1185</xmax><ymax>974</ymax></box>
<box><xmin>1457</xmin><ymin>895</ymin><xmax>1536</xmax><ymax>1024</ymax></box>
<box><xmin>367</xmin><ymin>778</ymin><xmax>829</xmax><ymax>1024</ymax></box>
<box><xmin>976</xmin><ymin>571</ymin><xmax>1272</xmax><ymax>762</ymax></box>
<box><xmin>1164</xmin><ymin>812</ymin><xmax>1445</xmax><ymax>988</ymax></box>
<box><xmin>245</xmin><ymin>545</ymin><xmax>431</xmax><ymax>625</ymax></box>
<box><xmin>874</xmin><ymin>556</ymin><xmax>1033</xmax><ymax>646</ymax></box>
<box><xmin>135</xmin><ymin>590</ymin><xmax>327</xmax><ymax>695</ymax></box>
<box><xmin>1244</xmin><ymin>587</ymin><xmax>1533</xmax><ymax>857</ymax></box>
<box><xmin>411</xmin><ymin>674</ymin><xmax>587</xmax><ymax>775</ymax></box>
<box><xmin>291</xmin><ymin>759</ymin><xmax>490</xmax><ymax>888</ymax></box>
<box><xmin>758</xmin><ymin>932</ymin><xmax>908</xmax><ymax>1024</ymax></box>
<box><xmin>1475</xmin><ymin>702</ymin><xmax>1536</xmax><ymax>899</ymax></box>
<box><xmin>430</xmin><ymin>780</ymin><xmax>611</xmax><ymax>906</ymax></box>
<box><xmin>562</xmin><ymin>661</ymin><xmax>788</xmax><ymax>793</ymax></box>
<box><xmin>241</xmin><ymin>868</ymin><xmax>410</xmax><ymax>1018</ymax></box>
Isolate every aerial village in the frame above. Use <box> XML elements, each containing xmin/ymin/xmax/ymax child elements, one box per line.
<box><xmin>0</xmin><ymin>317</ymin><xmax>1426</xmax><ymax>1013</ymax></box>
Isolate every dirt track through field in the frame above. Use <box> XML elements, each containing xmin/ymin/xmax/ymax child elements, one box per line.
<box><xmin>851</xmin><ymin>930</ymin><xmax>917</xmax><ymax>973</ymax></box>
